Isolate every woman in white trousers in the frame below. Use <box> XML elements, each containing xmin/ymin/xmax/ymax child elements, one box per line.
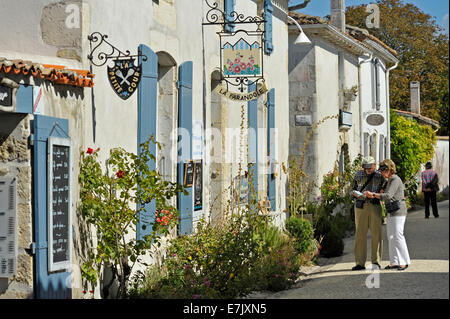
<box><xmin>365</xmin><ymin>159</ymin><xmax>411</xmax><ymax>270</ymax></box>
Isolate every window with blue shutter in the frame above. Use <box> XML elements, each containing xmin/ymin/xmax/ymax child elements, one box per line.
<box><xmin>266</xmin><ymin>88</ymin><xmax>275</xmax><ymax>211</ymax></box>
<box><xmin>177</xmin><ymin>61</ymin><xmax>193</xmax><ymax>235</ymax></box>
<box><xmin>137</xmin><ymin>44</ymin><xmax>158</xmax><ymax>241</ymax></box>
<box><xmin>264</xmin><ymin>0</ymin><xmax>273</xmax><ymax>55</ymax></box>
<box><xmin>224</xmin><ymin>0</ymin><xmax>235</xmax><ymax>33</ymax></box>
<box><xmin>248</xmin><ymin>82</ymin><xmax>258</xmax><ymax>198</ymax></box>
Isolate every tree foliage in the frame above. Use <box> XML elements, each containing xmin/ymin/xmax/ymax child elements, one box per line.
<box><xmin>390</xmin><ymin>109</ymin><xmax>436</xmax><ymax>182</ymax></box>
<box><xmin>345</xmin><ymin>0</ymin><xmax>449</xmax><ymax>135</ymax></box>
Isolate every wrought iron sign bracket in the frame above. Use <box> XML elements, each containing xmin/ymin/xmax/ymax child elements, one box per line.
<box><xmin>202</xmin><ymin>0</ymin><xmax>267</xmax><ymax>93</ymax></box>
<box><xmin>87</xmin><ymin>32</ymin><xmax>147</xmax><ymax>100</ymax></box>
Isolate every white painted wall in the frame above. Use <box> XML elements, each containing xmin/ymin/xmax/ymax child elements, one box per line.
<box><xmin>0</xmin><ymin>0</ymin><xmax>291</xmax><ymax>297</ymax></box>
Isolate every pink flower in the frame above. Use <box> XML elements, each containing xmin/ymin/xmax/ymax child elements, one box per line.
<box><xmin>234</xmin><ymin>58</ymin><xmax>240</xmax><ymax>63</ymax></box>
<box><xmin>240</xmin><ymin>63</ymin><xmax>247</xmax><ymax>70</ymax></box>
<box><xmin>234</xmin><ymin>66</ymin><xmax>241</xmax><ymax>74</ymax></box>
<box><xmin>193</xmin><ymin>294</ymin><xmax>200</xmax><ymax>299</ymax></box>
<box><xmin>228</xmin><ymin>66</ymin><xmax>233</xmax><ymax>72</ymax></box>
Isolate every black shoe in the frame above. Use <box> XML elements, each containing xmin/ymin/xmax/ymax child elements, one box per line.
<box><xmin>435</xmin><ymin>215</ymin><xmax>439</xmax><ymax>218</ymax></box>
<box><xmin>425</xmin><ymin>216</ymin><xmax>429</xmax><ymax>219</ymax></box>
<box><xmin>398</xmin><ymin>265</ymin><xmax>408</xmax><ymax>271</ymax></box>
<box><xmin>352</xmin><ymin>265</ymin><xmax>366</xmax><ymax>271</ymax></box>
<box><xmin>384</xmin><ymin>265</ymin><xmax>399</xmax><ymax>270</ymax></box>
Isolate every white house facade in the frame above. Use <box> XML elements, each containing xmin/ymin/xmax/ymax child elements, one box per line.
<box><xmin>0</xmin><ymin>0</ymin><xmax>291</xmax><ymax>299</ymax></box>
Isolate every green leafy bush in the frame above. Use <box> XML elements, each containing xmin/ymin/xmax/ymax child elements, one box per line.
<box><xmin>319</xmin><ymin>226</ymin><xmax>344</xmax><ymax>258</ymax></box>
<box><xmin>255</xmin><ymin>235</ymin><xmax>300</xmax><ymax>292</ymax></box>
<box><xmin>285</xmin><ymin>216</ymin><xmax>314</xmax><ymax>254</ymax></box>
<box><xmin>390</xmin><ymin>109</ymin><xmax>436</xmax><ymax>183</ymax></box>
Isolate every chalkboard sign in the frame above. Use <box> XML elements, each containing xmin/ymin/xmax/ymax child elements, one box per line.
<box><xmin>47</xmin><ymin>136</ymin><xmax>72</xmax><ymax>272</ymax></box>
<box><xmin>194</xmin><ymin>160</ymin><xmax>202</xmax><ymax>211</ymax></box>
<box><xmin>183</xmin><ymin>160</ymin><xmax>194</xmax><ymax>187</ymax></box>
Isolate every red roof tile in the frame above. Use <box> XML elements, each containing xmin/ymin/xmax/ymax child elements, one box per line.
<box><xmin>0</xmin><ymin>58</ymin><xmax>94</xmax><ymax>88</ymax></box>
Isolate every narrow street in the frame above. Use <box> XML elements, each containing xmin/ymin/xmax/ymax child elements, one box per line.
<box><xmin>248</xmin><ymin>200</ymin><xmax>449</xmax><ymax>299</ymax></box>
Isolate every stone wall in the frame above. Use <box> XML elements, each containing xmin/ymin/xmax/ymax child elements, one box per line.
<box><xmin>0</xmin><ymin>113</ymin><xmax>33</xmax><ymax>299</ymax></box>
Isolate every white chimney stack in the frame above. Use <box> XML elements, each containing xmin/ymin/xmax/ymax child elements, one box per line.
<box><xmin>330</xmin><ymin>0</ymin><xmax>346</xmax><ymax>33</ymax></box>
<box><xmin>410</xmin><ymin>81</ymin><xmax>421</xmax><ymax>114</ymax></box>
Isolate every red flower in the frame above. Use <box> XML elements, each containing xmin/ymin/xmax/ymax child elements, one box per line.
<box><xmin>234</xmin><ymin>66</ymin><xmax>241</xmax><ymax>74</ymax></box>
<box><xmin>116</xmin><ymin>170</ymin><xmax>125</xmax><ymax>178</ymax></box>
<box><xmin>86</xmin><ymin>148</ymin><xmax>94</xmax><ymax>154</ymax></box>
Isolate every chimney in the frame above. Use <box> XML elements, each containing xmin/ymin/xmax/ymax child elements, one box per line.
<box><xmin>409</xmin><ymin>81</ymin><xmax>421</xmax><ymax>114</ymax></box>
<box><xmin>330</xmin><ymin>0</ymin><xmax>346</xmax><ymax>33</ymax></box>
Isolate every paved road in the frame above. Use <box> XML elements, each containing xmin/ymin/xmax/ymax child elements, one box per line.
<box><xmin>247</xmin><ymin>200</ymin><xmax>449</xmax><ymax>299</ymax></box>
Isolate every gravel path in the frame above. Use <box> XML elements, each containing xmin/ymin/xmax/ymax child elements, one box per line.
<box><xmin>246</xmin><ymin>200</ymin><xmax>449</xmax><ymax>299</ymax></box>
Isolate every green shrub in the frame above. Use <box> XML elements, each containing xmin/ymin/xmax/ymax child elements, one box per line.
<box><xmin>319</xmin><ymin>226</ymin><xmax>344</xmax><ymax>258</ymax></box>
<box><xmin>313</xmin><ymin>211</ymin><xmax>345</xmax><ymax>258</ymax></box>
<box><xmin>285</xmin><ymin>216</ymin><xmax>314</xmax><ymax>254</ymax></box>
<box><xmin>255</xmin><ymin>236</ymin><xmax>300</xmax><ymax>292</ymax></box>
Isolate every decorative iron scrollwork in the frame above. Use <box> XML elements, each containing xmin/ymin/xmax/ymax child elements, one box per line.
<box><xmin>87</xmin><ymin>32</ymin><xmax>147</xmax><ymax>67</ymax></box>
<box><xmin>203</xmin><ymin>0</ymin><xmax>265</xmax><ymax>32</ymax></box>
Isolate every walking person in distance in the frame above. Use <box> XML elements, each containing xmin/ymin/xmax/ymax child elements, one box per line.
<box><xmin>421</xmin><ymin>161</ymin><xmax>439</xmax><ymax>219</ymax></box>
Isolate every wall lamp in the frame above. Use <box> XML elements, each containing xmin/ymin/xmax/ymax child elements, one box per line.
<box><xmin>287</xmin><ymin>15</ymin><xmax>311</xmax><ymax>44</ymax></box>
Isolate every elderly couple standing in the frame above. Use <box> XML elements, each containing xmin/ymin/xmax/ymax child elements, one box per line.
<box><xmin>351</xmin><ymin>156</ymin><xmax>410</xmax><ymax>271</ymax></box>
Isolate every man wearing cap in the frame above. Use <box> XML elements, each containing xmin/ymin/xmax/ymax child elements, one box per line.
<box><xmin>350</xmin><ymin>156</ymin><xmax>386</xmax><ymax>270</ymax></box>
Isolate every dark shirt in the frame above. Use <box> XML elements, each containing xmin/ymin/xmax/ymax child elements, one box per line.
<box><xmin>351</xmin><ymin>170</ymin><xmax>386</xmax><ymax>202</ymax></box>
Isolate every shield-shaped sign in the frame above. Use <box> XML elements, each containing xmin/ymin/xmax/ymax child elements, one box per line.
<box><xmin>107</xmin><ymin>58</ymin><xmax>142</xmax><ymax>100</ymax></box>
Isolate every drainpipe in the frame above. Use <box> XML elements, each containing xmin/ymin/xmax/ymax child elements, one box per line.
<box><xmin>358</xmin><ymin>53</ymin><xmax>372</xmax><ymax>157</ymax></box>
<box><xmin>385</xmin><ymin>61</ymin><xmax>398</xmax><ymax>158</ymax></box>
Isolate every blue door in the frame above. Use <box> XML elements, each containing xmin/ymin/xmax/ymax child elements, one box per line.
<box><xmin>33</xmin><ymin>114</ymin><xmax>71</xmax><ymax>299</ymax></box>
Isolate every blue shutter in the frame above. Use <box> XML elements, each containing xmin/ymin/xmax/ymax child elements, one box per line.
<box><xmin>177</xmin><ymin>61</ymin><xmax>193</xmax><ymax>235</ymax></box>
<box><xmin>33</xmin><ymin>114</ymin><xmax>71</xmax><ymax>299</ymax></box>
<box><xmin>224</xmin><ymin>0</ymin><xmax>235</xmax><ymax>33</ymax></box>
<box><xmin>267</xmin><ymin>88</ymin><xmax>276</xmax><ymax>211</ymax></box>
<box><xmin>264</xmin><ymin>0</ymin><xmax>273</xmax><ymax>55</ymax></box>
<box><xmin>248</xmin><ymin>82</ymin><xmax>258</xmax><ymax>198</ymax></box>
<box><xmin>15</xmin><ymin>84</ymin><xmax>33</xmax><ymax>113</ymax></box>
<box><xmin>137</xmin><ymin>44</ymin><xmax>158</xmax><ymax>241</ymax></box>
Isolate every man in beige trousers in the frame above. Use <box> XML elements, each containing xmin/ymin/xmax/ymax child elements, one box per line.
<box><xmin>351</xmin><ymin>156</ymin><xmax>386</xmax><ymax>270</ymax></box>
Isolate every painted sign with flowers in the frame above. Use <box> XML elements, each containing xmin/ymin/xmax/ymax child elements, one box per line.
<box><xmin>223</xmin><ymin>38</ymin><xmax>261</xmax><ymax>77</ymax></box>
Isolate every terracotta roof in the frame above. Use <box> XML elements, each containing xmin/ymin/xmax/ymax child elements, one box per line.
<box><xmin>0</xmin><ymin>57</ymin><xmax>94</xmax><ymax>87</ymax></box>
<box><xmin>287</xmin><ymin>11</ymin><xmax>398</xmax><ymax>57</ymax></box>
<box><xmin>288</xmin><ymin>11</ymin><xmax>329</xmax><ymax>25</ymax></box>
<box><xmin>346</xmin><ymin>25</ymin><xmax>397</xmax><ymax>57</ymax></box>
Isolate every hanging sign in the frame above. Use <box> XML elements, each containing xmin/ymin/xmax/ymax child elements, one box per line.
<box><xmin>87</xmin><ymin>32</ymin><xmax>147</xmax><ymax>100</ymax></box>
<box><xmin>107</xmin><ymin>58</ymin><xmax>142</xmax><ymax>100</ymax></box>
<box><xmin>214</xmin><ymin>82</ymin><xmax>268</xmax><ymax>101</ymax></box>
<box><xmin>202</xmin><ymin>0</ymin><xmax>266</xmax><ymax>93</ymax></box>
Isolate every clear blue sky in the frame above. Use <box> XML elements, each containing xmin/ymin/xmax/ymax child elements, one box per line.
<box><xmin>295</xmin><ymin>0</ymin><xmax>449</xmax><ymax>34</ymax></box>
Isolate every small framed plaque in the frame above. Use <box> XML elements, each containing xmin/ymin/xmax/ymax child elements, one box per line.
<box><xmin>183</xmin><ymin>160</ymin><xmax>195</xmax><ymax>187</ymax></box>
